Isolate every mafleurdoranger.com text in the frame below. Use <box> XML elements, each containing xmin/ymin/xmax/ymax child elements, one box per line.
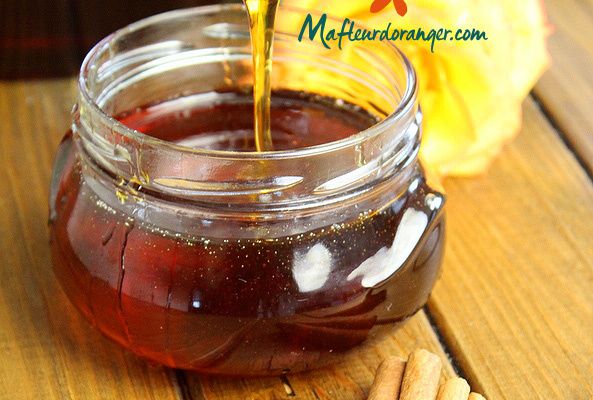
<box><xmin>298</xmin><ymin>13</ymin><xmax>489</xmax><ymax>53</ymax></box>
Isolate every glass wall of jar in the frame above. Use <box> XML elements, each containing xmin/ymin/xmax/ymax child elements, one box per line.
<box><xmin>48</xmin><ymin>5</ymin><xmax>446</xmax><ymax>376</ymax></box>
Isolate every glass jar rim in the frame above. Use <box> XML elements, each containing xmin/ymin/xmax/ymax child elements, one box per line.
<box><xmin>78</xmin><ymin>3</ymin><xmax>418</xmax><ymax>161</ymax></box>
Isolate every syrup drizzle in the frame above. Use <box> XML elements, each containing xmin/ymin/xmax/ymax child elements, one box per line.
<box><xmin>244</xmin><ymin>0</ymin><xmax>279</xmax><ymax>151</ymax></box>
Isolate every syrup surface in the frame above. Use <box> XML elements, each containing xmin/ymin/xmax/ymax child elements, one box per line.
<box><xmin>117</xmin><ymin>91</ymin><xmax>375</xmax><ymax>151</ymax></box>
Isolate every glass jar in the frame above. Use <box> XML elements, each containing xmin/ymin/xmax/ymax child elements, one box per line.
<box><xmin>48</xmin><ymin>5</ymin><xmax>445</xmax><ymax>376</ymax></box>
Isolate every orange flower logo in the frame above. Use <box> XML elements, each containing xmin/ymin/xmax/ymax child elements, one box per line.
<box><xmin>370</xmin><ymin>0</ymin><xmax>408</xmax><ymax>16</ymax></box>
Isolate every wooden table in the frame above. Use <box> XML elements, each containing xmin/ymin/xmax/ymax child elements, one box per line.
<box><xmin>1</xmin><ymin>1</ymin><xmax>592</xmax><ymax>398</ymax></box>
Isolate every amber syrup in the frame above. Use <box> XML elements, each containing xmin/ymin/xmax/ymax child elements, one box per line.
<box><xmin>49</xmin><ymin>92</ymin><xmax>444</xmax><ymax>375</ymax></box>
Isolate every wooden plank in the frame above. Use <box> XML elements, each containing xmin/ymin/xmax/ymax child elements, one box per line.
<box><xmin>533</xmin><ymin>0</ymin><xmax>593</xmax><ymax>174</ymax></box>
<box><xmin>187</xmin><ymin>311</ymin><xmax>456</xmax><ymax>399</ymax></box>
<box><xmin>428</xmin><ymin>99</ymin><xmax>593</xmax><ymax>399</ymax></box>
<box><xmin>0</xmin><ymin>0</ymin><xmax>80</xmax><ymax>78</ymax></box>
<box><xmin>0</xmin><ymin>0</ymin><xmax>224</xmax><ymax>79</ymax></box>
<box><xmin>0</xmin><ymin>80</ymin><xmax>182</xmax><ymax>400</ymax></box>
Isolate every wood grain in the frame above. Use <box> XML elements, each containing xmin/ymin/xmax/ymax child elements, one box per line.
<box><xmin>534</xmin><ymin>0</ymin><xmax>593</xmax><ymax>175</ymax></box>
<box><xmin>0</xmin><ymin>80</ymin><xmax>182</xmax><ymax>400</ymax></box>
<box><xmin>0</xmin><ymin>0</ymin><xmax>80</xmax><ymax>78</ymax></box>
<box><xmin>428</xmin><ymin>99</ymin><xmax>593</xmax><ymax>400</ymax></box>
<box><xmin>0</xmin><ymin>0</ymin><xmax>221</xmax><ymax>79</ymax></box>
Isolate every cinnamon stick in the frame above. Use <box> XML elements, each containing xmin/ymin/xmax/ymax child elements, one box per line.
<box><xmin>367</xmin><ymin>357</ymin><xmax>406</xmax><ymax>400</ymax></box>
<box><xmin>436</xmin><ymin>378</ymin><xmax>470</xmax><ymax>400</ymax></box>
<box><xmin>399</xmin><ymin>349</ymin><xmax>442</xmax><ymax>400</ymax></box>
<box><xmin>468</xmin><ymin>393</ymin><xmax>487</xmax><ymax>400</ymax></box>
